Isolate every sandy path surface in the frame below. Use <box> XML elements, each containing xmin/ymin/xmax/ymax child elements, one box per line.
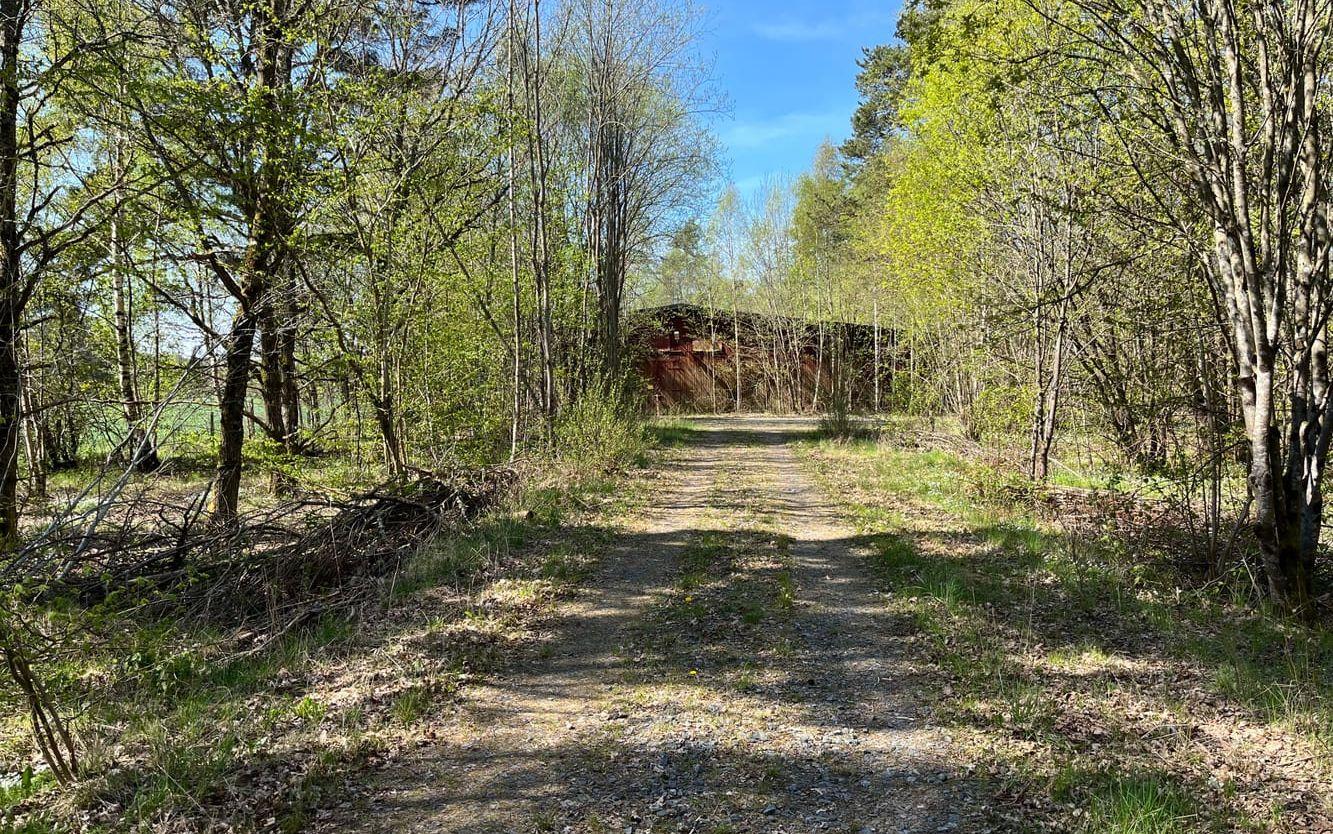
<box><xmin>326</xmin><ymin>416</ymin><xmax>991</xmax><ymax>834</ymax></box>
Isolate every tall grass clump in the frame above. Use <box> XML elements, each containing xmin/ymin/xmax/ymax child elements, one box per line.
<box><xmin>553</xmin><ymin>387</ymin><xmax>648</xmax><ymax>473</ymax></box>
<box><xmin>817</xmin><ymin>392</ymin><xmax>855</xmax><ymax>439</ymax></box>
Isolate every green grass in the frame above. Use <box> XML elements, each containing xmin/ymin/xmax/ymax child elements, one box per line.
<box><xmin>390</xmin><ymin>685</ymin><xmax>434</xmax><ymax>724</ymax></box>
<box><xmin>648</xmin><ymin>418</ymin><xmax>702</xmax><ymax>447</ymax></box>
<box><xmin>2</xmin><ymin>421</ymin><xmax>664</xmax><ymax>832</ymax></box>
<box><xmin>540</xmin><ymin>545</ymin><xmax>594</xmax><ymax>582</ymax></box>
<box><xmin>0</xmin><ymin>768</ymin><xmax>55</xmax><ymax>811</ymax></box>
<box><xmin>634</xmin><ymin>473</ymin><xmax>802</xmax><ymax>694</ymax></box>
<box><xmin>679</xmin><ymin>531</ymin><xmax>729</xmax><ymax>591</ymax></box>
<box><xmin>1055</xmin><ymin>770</ymin><xmax>1200</xmax><ymax>834</ymax></box>
<box><xmin>396</xmin><ymin>514</ymin><xmax>521</xmax><ymax>596</ymax></box>
<box><xmin>1186</xmin><ymin>618</ymin><xmax>1333</xmax><ymax>749</ymax></box>
<box><xmin>799</xmin><ymin>428</ymin><xmax>1333</xmax><ymax>830</ymax></box>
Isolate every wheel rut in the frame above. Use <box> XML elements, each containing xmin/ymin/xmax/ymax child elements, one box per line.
<box><xmin>327</xmin><ymin>416</ymin><xmax>987</xmax><ymax>834</ymax></box>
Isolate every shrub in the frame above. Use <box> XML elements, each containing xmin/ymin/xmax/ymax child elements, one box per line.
<box><xmin>818</xmin><ymin>392</ymin><xmax>855</xmax><ymax>439</ymax></box>
<box><xmin>553</xmin><ymin>387</ymin><xmax>647</xmax><ymax>473</ymax></box>
<box><xmin>965</xmin><ymin>384</ymin><xmax>1031</xmax><ymax>441</ymax></box>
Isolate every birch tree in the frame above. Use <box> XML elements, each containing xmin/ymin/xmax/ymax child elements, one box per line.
<box><xmin>0</xmin><ymin>0</ymin><xmax>134</xmax><ymax>544</ymax></box>
<box><xmin>1066</xmin><ymin>0</ymin><xmax>1333</xmax><ymax>612</ymax></box>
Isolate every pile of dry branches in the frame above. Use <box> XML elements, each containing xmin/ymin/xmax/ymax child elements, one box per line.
<box><xmin>0</xmin><ymin>466</ymin><xmax>516</xmax><ymax>785</ymax></box>
<box><xmin>5</xmin><ymin>466</ymin><xmax>518</xmax><ymax>621</ymax></box>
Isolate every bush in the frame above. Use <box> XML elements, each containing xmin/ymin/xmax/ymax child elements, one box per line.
<box><xmin>817</xmin><ymin>393</ymin><xmax>855</xmax><ymax>439</ymax></box>
<box><xmin>818</xmin><ymin>390</ymin><xmax>883</xmax><ymax>441</ymax></box>
<box><xmin>553</xmin><ymin>387</ymin><xmax>648</xmax><ymax>473</ymax></box>
<box><xmin>965</xmin><ymin>384</ymin><xmax>1031</xmax><ymax>441</ymax></box>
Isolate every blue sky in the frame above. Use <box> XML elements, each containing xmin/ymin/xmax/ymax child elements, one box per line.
<box><xmin>703</xmin><ymin>0</ymin><xmax>902</xmax><ymax>194</ymax></box>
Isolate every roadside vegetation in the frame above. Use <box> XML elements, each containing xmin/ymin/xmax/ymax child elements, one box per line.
<box><xmin>801</xmin><ymin>425</ymin><xmax>1333</xmax><ymax>833</ymax></box>
<box><xmin>1</xmin><ymin>413</ymin><xmax>656</xmax><ymax>833</ymax></box>
<box><xmin>0</xmin><ymin>0</ymin><xmax>715</xmax><ymax>826</ymax></box>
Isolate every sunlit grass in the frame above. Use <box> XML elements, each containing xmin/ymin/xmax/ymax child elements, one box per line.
<box><xmin>648</xmin><ymin>417</ymin><xmax>702</xmax><ymax>447</ymax></box>
<box><xmin>797</xmin><ymin>425</ymin><xmax>1333</xmax><ymax>830</ymax></box>
<box><xmin>1083</xmin><ymin>774</ymin><xmax>1199</xmax><ymax>834</ymax></box>
<box><xmin>3</xmin><ymin>427</ymin><xmax>661</xmax><ymax>831</ymax></box>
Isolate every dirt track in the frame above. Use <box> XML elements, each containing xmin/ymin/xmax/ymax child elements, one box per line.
<box><xmin>325</xmin><ymin>417</ymin><xmax>991</xmax><ymax>834</ymax></box>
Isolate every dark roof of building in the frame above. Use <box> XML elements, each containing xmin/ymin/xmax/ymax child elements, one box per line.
<box><xmin>625</xmin><ymin>303</ymin><xmax>876</xmax><ymax>342</ymax></box>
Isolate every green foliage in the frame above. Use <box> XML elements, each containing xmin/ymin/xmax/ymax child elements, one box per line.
<box><xmin>0</xmin><ymin>768</ymin><xmax>54</xmax><ymax>811</ymax></box>
<box><xmin>967</xmin><ymin>384</ymin><xmax>1031</xmax><ymax>441</ymax></box>
<box><xmin>648</xmin><ymin>419</ymin><xmax>700</xmax><ymax>447</ymax></box>
<box><xmin>842</xmin><ymin>44</ymin><xmax>911</xmax><ymax>162</ymax></box>
<box><xmin>816</xmin><ymin>398</ymin><xmax>856</xmax><ymax>439</ymax></box>
<box><xmin>554</xmin><ymin>388</ymin><xmax>649</xmax><ymax>473</ymax></box>
<box><xmin>389</xmin><ymin>686</ymin><xmax>434</xmax><ymax>725</ymax></box>
<box><xmin>646</xmin><ymin>220</ymin><xmax>712</xmax><ymax>306</ymax></box>
<box><xmin>1062</xmin><ymin>771</ymin><xmax>1199</xmax><ymax>834</ymax></box>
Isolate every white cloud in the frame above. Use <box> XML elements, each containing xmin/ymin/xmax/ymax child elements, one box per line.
<box><xmin>723</xmin><ymin>110</ymin><xmax>846</xmax><ymax>150</ymax></box>
<box><xmin>752</xmin><ymin>12</ymin><xmax>892</xmax><ymax>42</ymax></box>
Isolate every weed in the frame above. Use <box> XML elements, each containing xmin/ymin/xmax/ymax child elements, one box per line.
<box><xmin>541</xmin><ymin>546</ymin><xmax>591</xmax><ymax>583</ymax></box>
<box><xmin>390</xmin><ymin>685</ymin><xmax>434</xmax><ymax>725</ymax></box>
<box><xmin>532</xmin><ymin>807</ymin><xmax>558</xmax><ymax>831</ymax></box>
<box><xmin>0</xmin><ymin>768</ymin><xmax>54</xmax><ymax>810</ymax></box>
<box><xmin>734</xmin><ymin>667</ymin><xmax>759</xmax><ymax>692</ymax></box>
<box><xmin>1084</xmin><ymin>774</ymin><xmax>1198</xmax><ymax>834</ymax></box>
<box><xmin>649</xmin><ymin>419</ymin><xmax>700</xmax><ymax>447</ymax></box>
<box><xmin>816</xmin><ymin>396</ymin><xmax>856</xmax><ymax>439</ymax></box>
<box><xmin>775</xmin><ymin>570</ymin><xmax>796</xmax><ymax>611</ymax></box>
<box><xmin>293</xmin><ymin>696</ymin><xmax>325</xmax><ymax>724</ymax></box>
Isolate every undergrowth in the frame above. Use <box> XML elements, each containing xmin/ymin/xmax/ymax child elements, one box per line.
<box><xmin>800</xmin><ymin>432</ymin><xmax>1333</xmax><ymax>833</ymax></box>
<box><xmin>0</xmin><ymin>409</ymin><xmax>657</xmax><ymax>833</ymax></box>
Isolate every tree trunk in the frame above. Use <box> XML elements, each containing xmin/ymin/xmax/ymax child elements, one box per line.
<box><xmin>733</xmin><ymin>300</ymin><xmax>741</xmax><ymax>412</ymax></box>
<box><xmin>526</xmin><ymin>0</ymin><xmax>556</xmax><ymax>425</ymax></box>
<box><xmin>370</xmin><ymin>390</ymin><xmax>404</xmax><ymax>476</ymax></box>
<box><xmin>0</xmin><ymin>0</ymin><xmax>21</xmax><ymax>547</ymax></box>
<box><xmin>873</xmin><ymin>299</ymin><xmax>880</xmax><ymax>413</ymax></box>
<box><xmin>278</xmin><ymin>304</ymin><xmax>300</xmax><ymax>446</ymax></box>
<box><xmin>18</xmin><ymin>350</ymin><xmax>42</xmax><ymax>500</ymax></box>
<box><xmin>111</xmin><ymin>213</ymin><xmax>159</xmax><ymax>472</ymax></box>
<box><xmin>812</xmin><ymin>322</ymin><xmax>823</xmax><ymax>412</ymax></box>
<box><xmin>257</xmin><ymin>309</ymin><xmax>295</xmax><ymax>496</ymax></box>
<box><xmin>259</xmin><ymin>308</ymin><xmax>287</xmax><ymax>444</ymax></box>
<box><xmin>211</xmin><ymin>0</ymin><xmax>289</xmax><ymax>521</ymax></box>
<box><xmin>1031</xmin><ymin>313</ymin><xmax>1068</xmax><ymax>482</ymax></box>
<box><xmin>213</xmin><ymin>308</ymin><xmax>258</xmax><ymax>522</ymax></box>
<box><xmin>507</xmin><ymin>0</ymin><xmax>523</xmax><ymax>459</ymax></box>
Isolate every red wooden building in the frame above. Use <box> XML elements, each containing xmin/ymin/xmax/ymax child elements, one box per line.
<box><xmin>625</xmin><ymin>304</ymin><xmax>894</xmax><ymax>413</ymax></box>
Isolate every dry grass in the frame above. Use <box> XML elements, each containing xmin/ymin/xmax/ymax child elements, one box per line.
<box><xmin>800</xmin><ymin>433</ymin><xmax>1333</xmax><ymax>833</ymax></box>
